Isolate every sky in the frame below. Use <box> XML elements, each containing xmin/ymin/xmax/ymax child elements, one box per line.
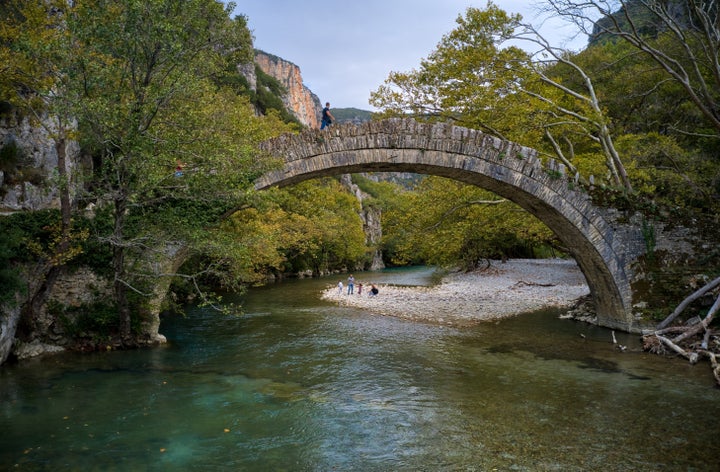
<box><xmin>229</xmin><ymin>1</ymin><xmax>588</xmax><ymax>111</ymax></box>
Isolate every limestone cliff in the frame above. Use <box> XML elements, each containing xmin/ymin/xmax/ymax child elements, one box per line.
<box><xmin>254</xmin><ymin>51</ymin><xmax>322</xmax><ymax>129</ymax></box>
<box><xmin>340</xmin><ymin>175</ymin><xmax>385</xmax><ymax>271</ymax></box>
<box><xmin>0</xmin><ymin>111</ymin><xmax>82</xmax><ymax>213</ymax></box>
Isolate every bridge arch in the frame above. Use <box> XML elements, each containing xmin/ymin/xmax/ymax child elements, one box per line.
<box><xmin>256</xmin><ymin>118</ymin><xmax>646</xmax><ymax>332</ymax></box>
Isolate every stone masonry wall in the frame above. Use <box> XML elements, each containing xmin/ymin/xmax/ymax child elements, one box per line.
<box><xmin>257</xmin><ymin>118</ymin><xmax>672</xmax><ymax>332</ymax></box>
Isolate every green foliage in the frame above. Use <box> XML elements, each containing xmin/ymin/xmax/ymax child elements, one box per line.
<box><xmin>616</xmin><ymin>133</ymin><xmax>719</xmax><ymax>214</ymax></box>
<box><xmin>2</xmin><ymin>0</ymin><xmax>718</xmax><ymax>345</ymax></box>
<box><xmin>52</xmin><ymin>299</ymin><xmax>120</xmax><ymax>341</ymax></box>
<box><xmin>0</xmin><ymin>0</ymin><xmax>298</xmax><ymax>341</ymax></box>
<box><xmin>215</xmin><ymin>64</ymin><xmax>253</xmax><ymax>96</ymax></box>
<box><xmin>215</xmin><ymin>50</ymin><xmax>304</xmax><ymax>129</ymax></box>
<box><xmin>382</xmin><ymin>176</ymin><xmax>558</xmax><ymax>270</ymax></box>
<box><xmin>371</xmin><ymin>1</ymin><xmax>720</xmax><ymax>237</ymax></box>
<box><xmin>70</xmin><ymin>210</ymin><xmax>114</xmax><ymax>274</ymax></box>
<box><xmin>217</xmin><ymin>178</ymin><xmax>369</xmax><ymax>280</ymax></box>
<box><xmin>351</xmin><ymin>174</ymin><xmax>406</xmax><ymax>210</ymax></box>
<box><xmin>0</xmin><ymin>210</ymin><xmax>92</xmax><ymax>303</ymax></box>
<box><xmin>0</xmin><ymin>210</ymin><xmax>112</xmax><ymax>306</ymax></box>
<box><xmin>271</xmin><ymin>179</ymin><xmax>367</xmax><ymax>273</ymax></box>
<box><xmin>0</xmin><ymin>215</ymin><xmax>27</xmax><ymax>304</ymax></box>
<box><xmin>370</xmin><ymin>5</ymin><xmax>539</xmax><ymax>143</ymax></box>
<box><xmin>0</xmin><ymin>210</ymin><xmax>62</xmax><ymax>264</ymax></box>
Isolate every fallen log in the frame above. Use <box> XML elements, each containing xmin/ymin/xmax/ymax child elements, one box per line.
<box><xmin>657</xmin><ymin>276</ymin><xmax>720</xmax><ymax>330</ymax></box>
<box><xmin>656</xmin><ymin>334</ymin><xmax>690</xmax><ymax>359</ymax></box>
<box><xmin>652</xmin><ymin>326</ymin><xmax>691</xmax><ymax>336</ymax></box>
<box><xmin>648</xmin><ymin>294</ymin><xmax>720</xmax><ymax>386</ymax></box>
<box><xmin>670</xmin><ymin>294</ymin><xmax>719</xmax><ymax>345</ymax></box>
<box><xmin>699</xmin><ymin>350</ymin><xmax>720</xmax><ymax>385</ymax></box>
<box><xmin>513</xmin><ymin>281</ymin><xmax>555</xmax><ymax>288</ymax></box>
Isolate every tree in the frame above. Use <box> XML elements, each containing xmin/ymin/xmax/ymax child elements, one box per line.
<box><xmin>2</xmin><ymin>0</ymin><xmax>289</xmax><ymax>343</ymax></box>
<box><xmin>513</xmin><ymin>22</ymin><xmax>634</xmax><ymax>190</ymax></box>
<box><xmin>370</xmin><ymin>3</ymin><xmax>633</xmax><ymax>191</ymax></box>
<box><xmin>68</xmin><ymin>1</ymin><xmax>289</xmax><ymax>340</ymax></box>
<box><xmin>383</xmin><ymin>177</ymin><xmax>557</xmax><ymax>270</ymax></box>
<box><xmin>368</xmin><ymin>3</ymin><xmax>639</xmax><ymax>269</ymax></box>
<box><xmin>0</xmin><ymin>0</ymin><xmax>87</xmax><ymax>319</ymax></box>
<box><xmin>533</xmin><ymin>0</ymin><xmax>720</xmax><ymax>210</ymax></box>
<box><xmin>272</xmin><ymin>179</ymin><xmax>368</xmax><ymax>274</ymax></box>
<box><xmin>370</xmin><ymin>4</ymin><xmax>535</xmax><ymax>142</ymax></box>
<box><xmin>211</xmin><ymin>177</ymin><xmax>370</xmax><ymax>281</ymax></box>
<box><xmin>543</xmin><ymin>0</ymin><xmax>720</xmax><ymax>139</ymax></box>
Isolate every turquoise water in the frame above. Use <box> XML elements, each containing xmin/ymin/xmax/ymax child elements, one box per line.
<box><xmin>1</xmin><ymin>267</ymin><xmax>718</xmax><ymax>471</ymax></box>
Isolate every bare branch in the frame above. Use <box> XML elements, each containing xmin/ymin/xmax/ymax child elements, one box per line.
<box><xmin>545</xmin><ymin>0</ymin><xmax>720</xmax><ymax>134</ymax></box>
<box><xmin>544</xmin><ymin>129</ymin><xmax>582</xmax><ymax>178</ymax></box>
<box><xmin>657</xmin><ymin>276</ymin><xmax>720</xmax><ymax>329</ymax></box>
<box><xmin>511</xmin><ymin>20</ymin><xmax>633</xmax><ymax>190</ymax></box>
<box><xmin>656</xmin><ymin>334</ymin><xmax>690</xmax><ymax>359</ymax></box>
<box><xmin>114</xmin><ymin>277</ymin><xmax>153</xmax><ymax>297</ymax></box>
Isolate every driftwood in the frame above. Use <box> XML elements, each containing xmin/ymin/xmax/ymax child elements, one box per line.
<box><xmin>513</xmin><ymin>281</ymin><xmax>555</xmax><ymax>288</ymax></box>
<box><xmin>700</xmin><ymin>351</ymin><xmax>720</xmax><ymax>385</ymax></box>
<box><xmin>652</xmin><ymin>325</ymin><xmax>691</xmax><ymax>336</ymax></box>
<box><xmin>657</xmin><ymin>276</ymin><xmax>720</xmax><ymax>330</ymax></box>
<box><xmin>656</xmin><ymin>334</ymin><xmax>690</xmax><ymax>358</ymax></box>
<box><xmin>646</xmin><ymin>292</ymin><xmax>720</xmax><ymax>386</ymax></box>
<box><xmin>670</xmin><ymin>294</ymin><xmax>719</xmax><ymax>344</ymax></box>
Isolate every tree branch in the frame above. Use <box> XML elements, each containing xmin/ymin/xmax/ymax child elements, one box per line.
<box><xmin>423</xmin><ymin>199</ymin><xmax>508</xmax><ymax>231</ymax></box>
<box><xmin>657</xmin><ymin>276</ymin><xmax>720</xmax><ymax>329</ymax></box>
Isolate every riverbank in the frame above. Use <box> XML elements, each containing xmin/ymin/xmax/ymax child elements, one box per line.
<box><xmin>321</xmin><ymin>259</ymin><xmax>590</xmax><ymax>326</ymax></box>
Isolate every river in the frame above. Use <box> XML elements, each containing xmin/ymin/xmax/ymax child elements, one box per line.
<box><xmin>1</xmin><ymin>267</ymin><xmax>718</xmax><ymax>471</ymax></box>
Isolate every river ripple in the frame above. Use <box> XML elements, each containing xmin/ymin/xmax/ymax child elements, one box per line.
<box><xmin>1</xmin><ymin>267</ymin><xmax>718</xmax><ymax>471</ymax></box>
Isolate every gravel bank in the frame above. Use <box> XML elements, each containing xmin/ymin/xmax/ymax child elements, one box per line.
<box><xmin>321</xmin><ymin>259</ymin><xmax>590</xmax><ymax>326</ymax></box>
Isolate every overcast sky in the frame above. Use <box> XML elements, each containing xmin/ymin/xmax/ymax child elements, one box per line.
<box><xmin>230</xmin><ymin>1</ymin><xmax>588</xmax><ymax>110</ymax></box>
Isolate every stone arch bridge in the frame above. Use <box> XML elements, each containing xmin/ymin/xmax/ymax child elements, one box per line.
<box><xmin>256</xmin><ymin>118</ymin><xmax>652</xmax><ymax>333</ymax></box>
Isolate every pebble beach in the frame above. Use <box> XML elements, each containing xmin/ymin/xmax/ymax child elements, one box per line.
<box><xmin>321</xmin><ymin>259</ymin><xmax>590</xmax><ymax>326</ymax></box>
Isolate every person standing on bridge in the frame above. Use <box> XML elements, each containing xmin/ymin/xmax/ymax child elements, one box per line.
<box><xmin>321</xmin><ymin>102</ymin><xmax>335</xmax><ymax>130</ymax></box>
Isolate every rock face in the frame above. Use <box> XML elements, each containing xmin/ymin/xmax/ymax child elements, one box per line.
<box><xmin>0</xmin><ymin>300</ymin><xmax>21</xmax><ymax>364</ymax></box>
<box><xmin>254</xmin><ymin>51</ymin><xmax>322</xmax><ymax>129</ymax></box>
<box><xmin>0</xmin><ymin>111</ymin><xmax>81</xmax><ymax>213</ymax></box>
<box><xmin>339</xmin><ymin>174</ymin><xmax>385</xmax><ymax>271</ymax></box>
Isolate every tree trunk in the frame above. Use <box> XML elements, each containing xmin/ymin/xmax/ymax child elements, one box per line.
<box><xmin>20</xmin><ymin>135</ymin><xmax>73</xmax><ymax>332</ymax></box>
<box><xmin>113</xmin><ymin>194</ymin><xmax>132</xmax><ymax>342</ymax></box>
<box><xmin>657</xmin><ymin>276</ymin><xmax>720</xmax><ymax>329</ymax></box>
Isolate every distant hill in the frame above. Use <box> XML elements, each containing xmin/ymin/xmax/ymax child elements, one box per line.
<box><xmin>590</xmin><ymin>0</ymin><xmax>689</xmax><ymax>46</ymax></box>
<box><xmin>332</xmin><ymin>107</ymin><xmax>373</xmax><ymax>125</ymax></box>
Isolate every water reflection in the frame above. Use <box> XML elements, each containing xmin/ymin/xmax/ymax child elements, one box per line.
<box><xmin>1</xmin><ymin>267</ymin><xmax>718</xmax><ymax>471</ymax></box>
